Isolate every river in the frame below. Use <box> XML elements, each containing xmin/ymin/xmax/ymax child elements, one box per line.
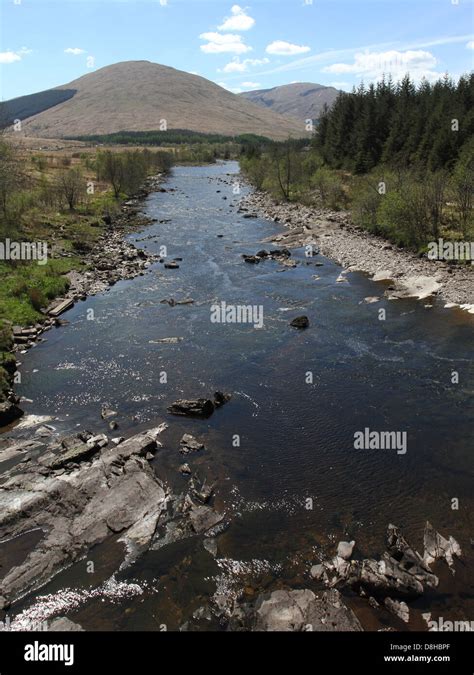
<box><xmin>3</xmin><ymin>161</ymin><xmax>473</xmax><ymax>630</ymax></box>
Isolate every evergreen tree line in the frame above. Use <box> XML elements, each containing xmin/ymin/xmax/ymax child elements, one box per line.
<box><xmin>68</xmin><ymin>130</ymin><xmax>271</xmax><ymax>147</ymax></box>
<box><xmin>316</xmin><ymin>73</ymin><xmax>474</xmax><ymax>173</ymax></box>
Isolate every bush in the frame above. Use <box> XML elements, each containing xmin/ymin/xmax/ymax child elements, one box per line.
<box><xmin>351</xmin><ymin>181</ymin><xmax>382</xmax><ymax>232</ymax></box>
<box><xmin>312</xmin><ymin>168</ymin><xmax>347</xmax><ymax>209</ymax></box>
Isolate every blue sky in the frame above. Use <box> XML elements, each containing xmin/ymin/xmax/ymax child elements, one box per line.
<box><xmin>1</xmin><ymin>0</ymin><xmax>473</xmax><ymax>100</ymax></box>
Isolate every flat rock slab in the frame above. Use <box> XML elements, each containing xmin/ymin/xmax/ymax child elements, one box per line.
<box><xmin>48</xmin><ymin>298</ymin><xmax>74</xmax><ymax>317</ymax></box>
<box><xmin>0</xmin><ymin>430</ymin><xmax>167</xmax><ymax>605</ymax></box>
<box><xmin>168</xmin><ymin>399</ymin><xmax>215</xmax><ymax>418</ymax></box>
<box><xmin>386</xmin><ymin>276</ymin><xmax>442</xmax><ymax>300</ymax></box>
<box><xmin>240</xmin><ymin>589</ymin><xmax>362</xmax><ymax>632</ymax></box>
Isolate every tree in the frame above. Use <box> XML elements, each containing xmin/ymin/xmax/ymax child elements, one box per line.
<box><xmin>57</xmin><ymin>168</ymin><xmax>85</xmax><ymax>210</ymax></box>
<box><xmin>97</xmin><ymin>151</ymin><xmax>125</xmax><ymax>198</ymax></box>
<box><xmin>451</xmin><ymin>157</ymin><xmax>474</xmax><ymax>236</ymax></box>
<box><xmin>0</xmin><ymin>137</ymin><xmax>24</xmax><ymax>221</ymax></box>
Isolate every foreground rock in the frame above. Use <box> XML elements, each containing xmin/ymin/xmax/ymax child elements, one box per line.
<box><xmin>0</xmin><ymin>426</ymin><xmax>168</xmax><ymax>605</ymax></box>
<box><xmin>313</xmin><ymin>523</ymin><xmax>460</xmax><ymax>617</ymax></box>
<box><xmin>47</xmin><ymin>617</ymin><xmax>84</xmax><ymax>632</ymax></box>
<box><xmin>423</xmin><ymin>521</ymin><xmax>462</xmax><ymax>571</ymax></box>
<box><xmin>228</xmin><ymin>589</ymin><xmax>362</xmax><ymax>632</ymax></box>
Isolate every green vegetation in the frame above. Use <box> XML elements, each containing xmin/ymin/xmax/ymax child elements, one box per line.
<box><xmin>317</xmin><ymin>74</ymin><xmax>473</xmax><ymax>173</ymax></box>
<box><xmin>67</xmin><ymin>129</ymin><xmax>271</xmax><ymax>147</ymax></box>
<box><xmin>0</xmin><ymin>258</ymin><xmax>81</xmax><ymax>325</ymax></box>
<box><xmin>0</xmin><ymin>138</ymin><xmax>175</xmax><ymax>400</ymax></box>
<box><xmin>96</xmin><ymin>148</ymin><xmax>173</xmax><ymax>197</ymax></box>
<box><xmin>241</xmin><ymin>74</ymin><xmax>474</xmax><ymax>250</ymax></box>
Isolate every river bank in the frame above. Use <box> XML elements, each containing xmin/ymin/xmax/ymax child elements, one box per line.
<box><xmin>0</xmin><ymin>175</ymin><xmax>167</xmax><ymax>428</ymax></box>
<box><xmin>240</xmin><ymin>190</ymin><xmax>474</xmax><ymax>312</ymax></box>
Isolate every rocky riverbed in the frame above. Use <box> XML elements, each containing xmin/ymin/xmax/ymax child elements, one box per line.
<box><xmin>0</xmin><ymin>418</ymin><xmax>359</xmax><ymax>631</ymax></box>
<box><xmin>240</xmin><ymin>191</ymin><xmax>473</xmax><ymax>311</ymax></box>
<box><xmin>1</xmin><ymin>416</ymin><xmax>462</xmax><ymax>632</ymax></box>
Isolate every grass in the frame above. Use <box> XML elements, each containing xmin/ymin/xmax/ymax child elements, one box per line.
<box><xmin>0</xmin><ymin>258</ymin><xmax>84</xmax><ymax>326</ymax></box>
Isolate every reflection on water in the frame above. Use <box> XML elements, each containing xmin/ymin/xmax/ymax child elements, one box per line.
<box><xmin>6</xmin><ymin>161</ymin><xmax>474</xmax><ymax>630</ymax></box>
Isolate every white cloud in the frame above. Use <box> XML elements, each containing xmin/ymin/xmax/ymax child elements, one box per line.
<box><xmin>241</xmin><ymin>81</ymin><xmax>260</xmax><ymax>88</ymax></box>
<box><xmin>64</xmin><ymin>47</ymin><xmax>86</xmax><ymax>55</ymax></box>
<box><xmin>249</xmin><ymin>34</ymin><xmax>473</xmax><ymax>79</ymax></box>
<box><xmin>0</xmin><ymin>51</ymin><xmax>21</xmax><ymax>64</ymax></box>
<box><xmin>467</xmin><ymin>41</ymin><xmax>474</xmax><ymax>50</ymax></box>
<box><xmin>200</xmin><ymin>31</ymin><xmax>251</xmax><ymax>54</ymax></box>
<box><xmin>219</xmin><ymin>56</ymin><xmax>269</xmax><ymax>73</ymax></box>
<box><xmin>322</xmin><ymin>49</ymin><xmax>442</xmax><ymax>82</ymax></box>
<box><xmin>0</xmin><ymin>47</ymin><xmax>32</xmax><ymax>64</ymax></box>
<box><xmin>219</xmin><ymin>5</ymin><xmax>255</xmax><ymax>31</ymax></box>
<box><xmin>159</xmin><ymin>0</ymin><xmax>168</xmax><ymax>5</ymax></box>
<box><xmin>266</xmin><ymin>40</ymin><xmax>310</xmax><ymax>56</ymax></box>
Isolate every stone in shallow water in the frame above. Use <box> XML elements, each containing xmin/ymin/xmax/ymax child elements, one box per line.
<box><xmin>168</xmin><ymin>399</ymin><xmax>215</xmax><ymax>418</ymax></box>
<box><xmin>47</xmin><ymin>617</ymin><xmax>84</xmax><ymax>632</ymax></box>
<box><xmin>337</xmin><ymin>540</ymin><xmax>355</xmax><ymax>560</ymax></box>
<box><xmin>245</xmin><ymin>589</ymin><xmax>362</xmax><ymax>632</ymax></box>
<box><xmin>180</xmin><ymin>434</ymin><xmax>204</xmax><ymax>453</ymax></box>
<box><xmin>290</xmin><ymin>316</ymin><xmax>309</xmax><ymax>329</ymax></box>
<box><xmin>384</xmin><ymin>597</ymin><xmax>409</xmax><ymax>623</ymax></box>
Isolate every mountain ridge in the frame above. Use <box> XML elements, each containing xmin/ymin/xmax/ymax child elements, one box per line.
<box><xmin>239</xmin><ymin>82</ymin><xmax>340</xmax><ymax>122</ymax></box>
<box><xmin>1</xmin><ymin>61</ymin><xmax>307</xmax><ymax>141</ymax></box>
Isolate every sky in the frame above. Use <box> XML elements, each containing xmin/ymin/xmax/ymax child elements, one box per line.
<box><xmin>0</xmin><ymin>0</ymin><xmax>473</xmax><ymax>101</ymax></box>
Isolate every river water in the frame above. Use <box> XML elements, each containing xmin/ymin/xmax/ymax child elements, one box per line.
<box><xmin>4</xmin><ymin>161</ymin><xmax>474</xmax><ymax>630</ymax></box>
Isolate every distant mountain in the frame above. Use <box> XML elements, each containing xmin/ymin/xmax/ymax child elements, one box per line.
<box><xmin>1</xmin><ymin>61</ymin><xmax>307</xmax><ymax>140</ymax></box>
<box><xmin>239</xmin><ymin>82</ymin><xmax>340</xmax><ymax>122</ymax></box>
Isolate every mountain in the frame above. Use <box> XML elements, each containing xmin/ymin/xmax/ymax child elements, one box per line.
<box><xmin>1</xmin><ymin>61</ymin><xmax>307</xmax><ymax>140</ymax></box>
<box><xmin>239</xmin><ymin>83</ymin><xmax>340</xmax><ymax>122</ymax></box>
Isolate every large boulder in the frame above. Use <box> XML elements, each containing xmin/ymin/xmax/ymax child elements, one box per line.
<box><xmin>231</xmin><ymin>589</ymin><xmax>362</xmax><ymax>632</ymax></box>
<box><xmin>0</xmin><ymin>428</ymin><xmax>167</xmax><ymax>605</ymax></box>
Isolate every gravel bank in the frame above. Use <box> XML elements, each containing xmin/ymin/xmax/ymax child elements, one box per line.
<box><xmin>241</xmin><ymin>190</ymin><xmax>473</xmax><ymax>312</ymax></box>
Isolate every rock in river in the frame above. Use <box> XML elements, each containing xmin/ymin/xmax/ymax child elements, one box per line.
<box><xmin>168</xmin><ymin>392</ymin><xmax>231</xmax><ymax>418</ymax></box>
<box><xmin>180</xmin><ymin>434</ymin><xmax>204</xmax><ymax>454</ymax></box>
<box><xmin>168</xmin><ymin>398</ymin><xmax>215</xmax><ymax>418</ymax></box>
<box><xmin>229</xmin><ymin>589</ymin><xmax>362</xmax><ymax>632</ymax></box>
<box><xmin>290</xmin><ymin>316</ymin><xmax>309</xmax><ymax>329</ymax></box>
<box><xmin>0</xmin><ymin>427</ymin><xmax>168</xmax><ymax>605</ymax></box>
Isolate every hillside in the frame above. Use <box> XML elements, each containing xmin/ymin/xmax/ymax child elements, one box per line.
<box><xmin>1</xmin><ymin>61</ymin><xmax>306</xmax><ymax>140</ymax></box>
<box><xmin>240</xmin><ymin>82</ymin><xmax>340</xmax><ymax>122</ymax></box>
